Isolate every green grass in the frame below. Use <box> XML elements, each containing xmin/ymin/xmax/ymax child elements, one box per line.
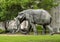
<box><xmin>0</xmin><ymin>35</ymin><xmax>60</xmax><ymax>42</ymax></box>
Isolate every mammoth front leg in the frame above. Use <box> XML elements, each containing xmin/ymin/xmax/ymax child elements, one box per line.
<box><xmin>16</xmin><ymin>22</ymin><xmax>21</xmax><ymax>33</ymax></box>
<box><xmin>31</xmin><ymin>23</ymin><xmax>38</xmax><ymax>35</ymax></box>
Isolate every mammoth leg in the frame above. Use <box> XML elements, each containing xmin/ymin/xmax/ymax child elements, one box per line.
<box><xmin>31</xmin><ymin>23</ymin><xmax>38</xmax><ymax>35</ymax></box>
<box><xmin>42</xmin><ymin>25</ymin><xmax>46</xmax><ymax>35</ymax></box>
<box><xmin>46</xmin><ymin>25</ymin><xmax>54</xmax><ymax>35</ymax></box>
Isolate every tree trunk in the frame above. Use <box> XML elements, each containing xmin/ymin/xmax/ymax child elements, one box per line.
<box><xmin>4</xmin><ymin>21</ymin><xmax>8</xmax><ymax>33</ymax></box>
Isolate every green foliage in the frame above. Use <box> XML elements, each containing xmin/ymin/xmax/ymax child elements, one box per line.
<box><xmin>0</xmin><ymin>0</ymin><xmax>23</xmax><ymax>21</ymax></box>
<box><xmin>0</xmin><ymin>0</ymin><xmax>58</xmax><ymax>21</ymax></box>
<box><xmin>37</xmin><ymin>0</ymin><xmax>58</xmax><ymax>10</ymax></box>
<box><xmin>21</xmin><ymin>0</ymin><xmax>58</xmax><ymax>10</ymax></box>
<box><xmin>36</xmin><ymin>25</ymin><xmax>42</xmax><ymax>30</ymax></box>
<box><xmin>0</xmin><ymin>29</ymin><xmax>5</xmax><ymax>33</ymax></box>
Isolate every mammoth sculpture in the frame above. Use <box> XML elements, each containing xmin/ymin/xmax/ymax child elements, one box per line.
<box><xmin>16</xmin><ymin>9</ymin><xmax>54</xmax><ymax>35</ymax></box>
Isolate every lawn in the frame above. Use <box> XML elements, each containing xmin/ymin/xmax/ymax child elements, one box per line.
<box><xmin>0</xmin><ymin>34</ymin><xmax>60</xmax><ymax>42</ymax></box>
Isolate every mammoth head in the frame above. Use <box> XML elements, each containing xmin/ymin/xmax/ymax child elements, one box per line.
<box><xmin>17</xmin><ymin>12</ymin><xmax>25</xmax><ymax>20</ymax></box>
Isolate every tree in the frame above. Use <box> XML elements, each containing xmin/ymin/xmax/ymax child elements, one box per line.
<box><xmin>22</xmin><ymin>0</ymin><xmax>58</xmax><ymax>10</ymax></box>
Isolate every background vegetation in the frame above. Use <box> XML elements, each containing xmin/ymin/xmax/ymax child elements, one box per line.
<box><xmin>0</xmin><ymin>0</ymin><xmax>58</xmax><ymax>21</ymax></box>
